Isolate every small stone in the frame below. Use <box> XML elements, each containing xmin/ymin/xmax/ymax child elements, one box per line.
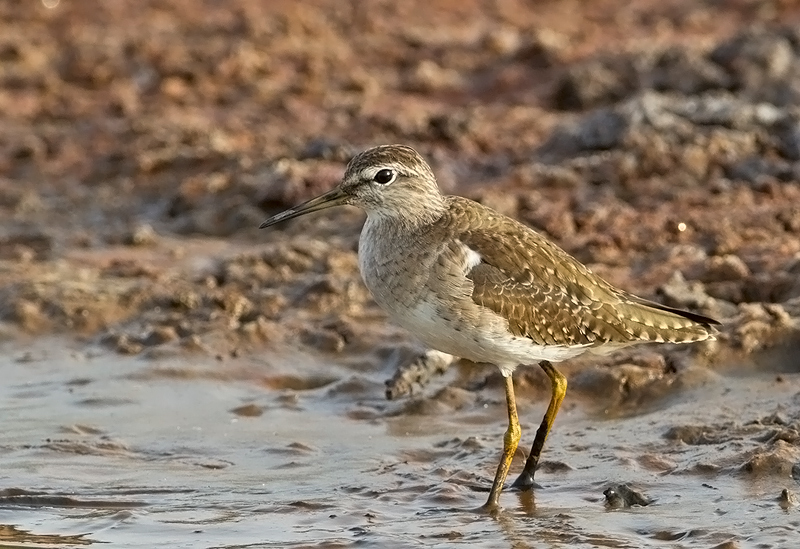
<box><xmin>300</xmin><ymin>326</ymin><xmax>345</xmax><ymax>353</ymax></box>
<box><xmin>741</xmin><ymin>440</ymin><xmax>800</xmax><ymax>477</ymax></box>
<box><xmin>142</xmin><ymin>326</ymin><xmax>179</xmax><ymax>346</ymax></box>
<box><xmin>703</xmin><ymin>254</ymin><xmax>750</xmax><ymax>282</ymax></box>
<box><xmin>115</xmin><ymin>334</ymin><xmax>144</xmax><ymax>355</ymax></box>
<box><xmin>604</xmin><ymin>484</ymin><xmax>652</xmax><ymax>508</ymax></box>
<box><xmin>780</xmin><ymin>488</ymin><xmax>798</xmax><ymax>509</ymax></box>
<box><xmin>484</xmin><ymin>27</ymin><xmax>521</xmax><ymax>55</ymax></box>
<box><xmin>230</xmin><ymin>403</ymin><xmax>264</xmax><ymax>417</ymax></box>
<box><xmin>13</xmin><ymin>299</ymin><xmax>47</xmax><ymax>331</ymax></box>
<box><xmin>407</xmin><ymin>60</ymin><xmax>464</xmax><ymax>92</ymax></box>
<box><xmin>127</xmin><ymin>223</ymin><xmax>158</xmax><ymax>246</ymax></box>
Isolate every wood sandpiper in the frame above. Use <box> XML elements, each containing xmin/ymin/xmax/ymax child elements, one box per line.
<box><xmin>259</xmin><ymin>144</ymin><xmax>719</xmax><ymax>512</ymax></box>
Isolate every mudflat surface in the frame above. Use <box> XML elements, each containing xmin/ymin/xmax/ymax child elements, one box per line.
<box><xmin>2</xmin><ymin>1</ymin><xmax>800</xmax><ymax>547</ymax></box>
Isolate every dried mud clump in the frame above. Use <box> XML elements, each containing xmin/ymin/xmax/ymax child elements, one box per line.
<box><xmin>95</xmin><ymin>239</ymin><xmax>378</xmax><ymax>358</ymax></box>
<box><xmin>554</xmin><ymin>27</ymin><xmax>800</xmax><ymax>110</ymax></box>
<box><xmin>528</xmin><ymin>34</ymin><xmax>800</xmax><ymax>361</ymax></box>
<box><xmin>664</xmin><ymin>411</ymin><xmax>800</xmax><ymax>482</ymax></box>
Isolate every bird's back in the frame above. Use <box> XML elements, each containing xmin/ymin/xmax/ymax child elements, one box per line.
<box><xmin>434</xmin><ymin>196</ymin><xmax>718</xmax><ymax>351</ymax></box>
<box><xmin>356</xmin><ymin>193</ymin><xmax>717</xmax><ymax>369</ymax></box>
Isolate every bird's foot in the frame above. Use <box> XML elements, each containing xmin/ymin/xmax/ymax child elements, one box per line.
<box><xmin>510</xmin><ymin>470</ymin><xmax>542</xmax><ymax>491</ymax></box>
<box><xmin>476</xmin><ymin>500</ymin><xmax>503</xmax><ymax>517</ymax></box>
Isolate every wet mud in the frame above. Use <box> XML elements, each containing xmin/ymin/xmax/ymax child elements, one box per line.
<box><xmin>2</xmin><ymin>0</ymin><xmax>800</xmax><ymax>547</ymax></box>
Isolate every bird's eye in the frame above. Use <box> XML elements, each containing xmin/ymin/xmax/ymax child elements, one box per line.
<box><xmin>373</xmin><ymin>168</ymin><xmax>396</xmax><ymax>185</ymax></box>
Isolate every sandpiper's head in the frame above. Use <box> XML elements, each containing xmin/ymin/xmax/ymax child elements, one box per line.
<box><xmin>259</xmin><ymin>144</ymin><xmax>445</xmax><ymax>229</ymax></box>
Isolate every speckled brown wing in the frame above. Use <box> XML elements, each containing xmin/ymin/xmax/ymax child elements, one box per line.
<box><xmin>441</xmin><ymin>197</ymin><xmax>717</xmax><ymax>348</ymax></box>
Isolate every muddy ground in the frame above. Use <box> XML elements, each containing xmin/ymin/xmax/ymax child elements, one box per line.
<box><xmin>2</xmin><ymin>0</ymin><xmax>800</xmax><ymax>547</ymax></box>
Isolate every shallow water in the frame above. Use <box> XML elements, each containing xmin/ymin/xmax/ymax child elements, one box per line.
<box><xmin>1</xmin><ymin>338</ymin><xmax>798</xmax><ymax>548</ymax></box>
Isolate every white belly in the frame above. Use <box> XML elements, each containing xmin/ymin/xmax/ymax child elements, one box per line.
<box><xmin>389</xmin><ymin>292</ymin><xmax>589</xmax><ymax>376</ymax></box>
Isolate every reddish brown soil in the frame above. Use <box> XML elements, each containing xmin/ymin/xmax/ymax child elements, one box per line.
<box><xmin>3</xmin><ymin>0</ymin><xmax>799</xmax><ymax>367</ymax></box>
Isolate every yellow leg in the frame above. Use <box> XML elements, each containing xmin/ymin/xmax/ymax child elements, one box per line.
<box><xmin>512</xmin><ymin>360</ymin><xmax>567</xmax><ymax>490</ymax></box>
<box><xmin>482</xmin><ymin>374</ymin><xmax>521</xmax><ymax>511</ymax></box>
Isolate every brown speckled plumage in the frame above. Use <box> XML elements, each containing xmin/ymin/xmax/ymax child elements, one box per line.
<box><xmin>260</xmin><ymin>144</ymin><xmax>720</xmax><ymax>512</ymax></box>
<box><xmin>443</xmin><ymin>197</ymin><xmax>715</xmax><ymax>348</ymax></box>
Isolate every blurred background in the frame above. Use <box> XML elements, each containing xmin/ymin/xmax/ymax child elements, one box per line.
<box><xmin>2</xmin><ymin>0</ymin><xmax>800</xmax><ymax>547</ymax></box>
